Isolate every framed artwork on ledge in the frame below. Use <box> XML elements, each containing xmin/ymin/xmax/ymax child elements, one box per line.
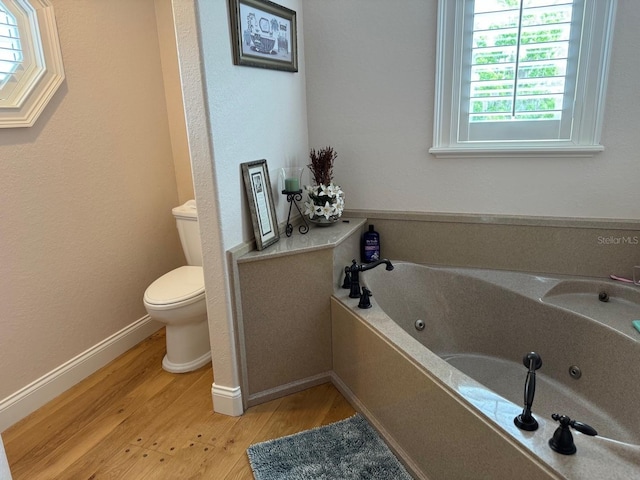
<box><xmin>228</xmin><ymin>0</ymin><xmax>298</xmax><ymax>72</ymax></box>
<box><xmin>241</xmin><ymin>160</ymin><xmax>280</xmax><ymax>250</ymax></box>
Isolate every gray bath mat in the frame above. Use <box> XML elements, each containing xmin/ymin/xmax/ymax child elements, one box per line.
<box><xmin>246</xmin><ymin>414</ymin><xmax>413</xmax><ymax>479</ymax></box>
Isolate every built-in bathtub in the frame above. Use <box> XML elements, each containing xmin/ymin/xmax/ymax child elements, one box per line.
<box><xmin>331</xmin><ymin>261</ymin><xmax>640</xmax><ymax>479</ymax></box>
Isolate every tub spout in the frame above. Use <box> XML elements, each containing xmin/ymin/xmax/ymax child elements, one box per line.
<box><xmin>359</xmin><ymin>259</ymin><xmax>394</xmax><ymax>272</ymax></box>
<box><xmin>514</xmin><ymin>352</ymin><xmax>542</xmax><ymax>431</ymax></box>
<box><xmin>346</xmin><ymin>259</ymin><xmax>394</xmax><ymax>298</ymax></box>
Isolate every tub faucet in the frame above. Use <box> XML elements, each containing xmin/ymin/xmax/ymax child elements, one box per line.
<box><xmin>344</xmin><ymin>259</ymin><xmax>394</xmax><ymax>298</ymax></box>
<box><xmin>514</xmin><ymin>352</ymin><xmax>542</xmax><ymax>431</ymax></box>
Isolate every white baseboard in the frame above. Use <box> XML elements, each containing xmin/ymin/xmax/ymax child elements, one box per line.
<box><xmin>0</xmin><ymin>316</ymin><xmax>162</xmax><ymax>432</ymax></box>
<box><xmin>211</xmin><ymin>383</ymin><xmax>243</xmax><ymax>416</ymax></box>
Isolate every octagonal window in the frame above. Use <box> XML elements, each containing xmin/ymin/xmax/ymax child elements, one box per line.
<box><xmin>0</xmin><ymin>0</ymin><xmax>64</xmax><ymax>128</ymax></box>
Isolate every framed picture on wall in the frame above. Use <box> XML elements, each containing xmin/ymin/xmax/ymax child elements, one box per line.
<box><xmin>228</xmin><ymin>0</ymin><xmax>298</xmax><ymax>72</ymax></box>
<box><xmin>241</xmin><ymin>159</ymin><xmax>280</xmax><ymax>250</ymax></box>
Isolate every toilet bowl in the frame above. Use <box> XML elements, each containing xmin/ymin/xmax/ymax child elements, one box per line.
<box><xmin>144</xmin><ymin>265</ymin><xmax>211</xmax><ymax>373</ymax></box>
<box><xmin>143</xmin><ymin>200</ymin><xmax>211</xmax><ymax>373</ymax></box>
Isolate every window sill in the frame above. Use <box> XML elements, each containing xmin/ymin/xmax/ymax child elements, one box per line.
<box><xmin>428</xmin><ymin>144</ymin><xmax>605</xmax><ymax>159</ymax></box>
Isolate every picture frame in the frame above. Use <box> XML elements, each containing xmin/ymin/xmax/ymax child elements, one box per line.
<box><xmin>241</xmin><ymin>159</ymin><xmax>280</xmax><ymax>250</ymax></box>
<box><xmin>228</xmin><ymin>0</ymin><xmax>298</xmax><ymax>72</ymax></box>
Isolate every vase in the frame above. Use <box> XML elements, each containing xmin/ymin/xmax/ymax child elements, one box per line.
<box><xmin>308</xmin><ymin>214</ymin><xmax>341</xmax><ymax>226</ymax></box>
<box><xmin>304</xmin><ymin>183</ymin><xmax>345</xmax><ymax>227</ymax></box>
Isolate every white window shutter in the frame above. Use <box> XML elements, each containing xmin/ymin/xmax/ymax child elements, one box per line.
<box><xmin>430</xmin><ymin>0</ymin><xmax>617</xmax><ymax>157</ymax></box>
<box><xmin>0</xmin><ymin>2</ymin><xmax>22</xmax><ymax>90</ymax></box>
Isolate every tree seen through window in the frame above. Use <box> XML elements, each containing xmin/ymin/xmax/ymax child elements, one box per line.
<box><xmin>470</xmin><ymin>0</ymin><xmax>573</xmax><ymax>122</ymax></box>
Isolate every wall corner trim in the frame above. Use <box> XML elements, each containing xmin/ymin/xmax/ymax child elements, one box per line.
<box><xmin>212</xmin><ymin>383</ymin><xmax>243</xmax><ymax>416</ymax></box>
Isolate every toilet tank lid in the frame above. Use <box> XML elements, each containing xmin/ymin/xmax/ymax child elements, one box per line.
<box><xmin>172</xmin><ymin>199</ymin><xmax>197</xmax><ymax>219</ymax></box>
<box><xmin>144</xmin><ymin>266</ymin><xmax>204</xmax><ymax>305</ymax></box>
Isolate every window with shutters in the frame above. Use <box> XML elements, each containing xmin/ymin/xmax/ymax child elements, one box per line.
<box><xmin>430</xmin><ymin>0</ymin><xmax>617</xmax><ymax>157</ymax></box>
<box><xmin>0</xmin><ymin>0</ymin><xmax>64</xmax><ymax>128</ymax></box>
<box><xmin>0</xmin><ymin>4</ymin><xmax>21</xmax><ymax>89</ymax></box>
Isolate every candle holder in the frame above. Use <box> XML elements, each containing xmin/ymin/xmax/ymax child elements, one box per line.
<box><xmin>278</xmin><ymin>167</ymin><xmax>304</xmax><ymax>191</ymax></box>
<box><xmin>282</xmin><ymin>189</ymin><xmax>309</xmax><ymax>237</ymax></box>
<box><xmin>278</xmin><ymin>166</ymin><xmax>309</xmax><ymax>237</ymax></box>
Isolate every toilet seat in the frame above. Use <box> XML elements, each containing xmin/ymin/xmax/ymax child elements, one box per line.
<box><xmin>144</xmin><ymin>265</ymin><xmax>205</xmax><ymax>308</ymax></box>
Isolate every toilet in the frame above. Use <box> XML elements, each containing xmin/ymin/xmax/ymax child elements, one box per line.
<box><xmin>143</xmin><ymin>200</ymin><xmax>211</xmax><ymax>373</ymax></box>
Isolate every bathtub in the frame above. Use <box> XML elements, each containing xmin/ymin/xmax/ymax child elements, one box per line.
<box><xmin>331</xmin><ymin>262</ymin><xmax>640</xmax><ymax>480</ymax></box>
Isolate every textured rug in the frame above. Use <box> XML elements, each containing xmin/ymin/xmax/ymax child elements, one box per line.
<box><xmin>246</xmin><ymin>414</ymin><xmax>413</xmax><ymax>480</ymax></box>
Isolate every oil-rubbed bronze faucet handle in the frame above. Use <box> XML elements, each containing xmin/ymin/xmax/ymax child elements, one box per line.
<box><xmin>358</xmin><ymin>287</ymin><xmax>373</xmax><ymax>309</ymax></box>
<box><xmin>342</xmin><ymin>266</ymin><xmax>352</xmax><ymax>289</ymax></box>
<box><xmin>549</xmin><ymin>413</ymin><xmax>597</xmax><ymax>455</ymax></box>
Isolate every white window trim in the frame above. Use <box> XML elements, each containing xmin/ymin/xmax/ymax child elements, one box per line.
<box><xmin>0</xmin><ymin>0</ymin><xmax>64</xmax><ymax>128</ymax></box>
<box><xmin>429</xmin><ymin>0</ymin><xmax>617</xmax><ymax>158</ymax></box>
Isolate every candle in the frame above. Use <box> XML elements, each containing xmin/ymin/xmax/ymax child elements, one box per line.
<box><xmin>284</xmin><ymin>177</ymin><xmax>299</xmax><ymax>192</ymax></box>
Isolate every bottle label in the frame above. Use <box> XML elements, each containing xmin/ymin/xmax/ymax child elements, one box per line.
<box><xmin>364</xmin><ymin>239</ymin><xmax>380</xmax><ymax>261</ymax></box>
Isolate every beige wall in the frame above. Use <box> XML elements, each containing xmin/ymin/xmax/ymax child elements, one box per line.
<box><xmin>0</xmin><ymin>0</ymin><xmax>186</xmax><ymax>401</ymax></box>
<box><xmin>155</xmin><ymin>0</ymin><xmax>194</xmax><ymax>204</ymax></box>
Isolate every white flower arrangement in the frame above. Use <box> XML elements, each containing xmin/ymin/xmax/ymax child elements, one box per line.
<box><xmin>303</xmin><ymin>183</ymin><xmax>345</xmax><ymax>220</ymax></box>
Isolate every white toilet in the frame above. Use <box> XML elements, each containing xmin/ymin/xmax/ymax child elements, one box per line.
<box><xmin>143</xmin><ymin>200</ymin><xmax>211</xmax><ymax>373</ymax></box>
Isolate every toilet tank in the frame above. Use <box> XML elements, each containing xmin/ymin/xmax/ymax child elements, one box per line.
<box><xmin>172</xmin><ymin>200</ymin><xmax>203</xmax><ymax>266</ymax></box>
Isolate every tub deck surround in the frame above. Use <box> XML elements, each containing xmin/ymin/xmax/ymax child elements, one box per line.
<box><xmin>332</xmin><ymin>262</ymin><xmax>640</xmax><ymax>480</ymax></box>
<box><xmin>229</xmin><ymin>218</ymin><xmax>365</xmax><ymax>408</ymax></box>
<box><xmin>331</xmin><ymin>300</ymin><xmax>557</xmax><ymax>480</ymax></box>
<box><xmin>345</xmin><ymin>210</ymin><xmax>640</xmax><ymax>279</ymax></box>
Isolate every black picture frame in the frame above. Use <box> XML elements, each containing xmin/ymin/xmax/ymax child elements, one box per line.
<box><xmin>228</xmin><ymin>0</ymin><xmax>298</xmax><ymax>72</ymax></box>
<box><xmin>241</xmin><ymin>160</ymin><xmax>280</xmax><ymax>250</ymax></box>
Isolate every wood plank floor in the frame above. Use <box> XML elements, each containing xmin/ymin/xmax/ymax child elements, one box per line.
<box><xmin>2</xmin><ymin>329</ymin><xmax>356</xmax><ymax>479</ymax></box>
